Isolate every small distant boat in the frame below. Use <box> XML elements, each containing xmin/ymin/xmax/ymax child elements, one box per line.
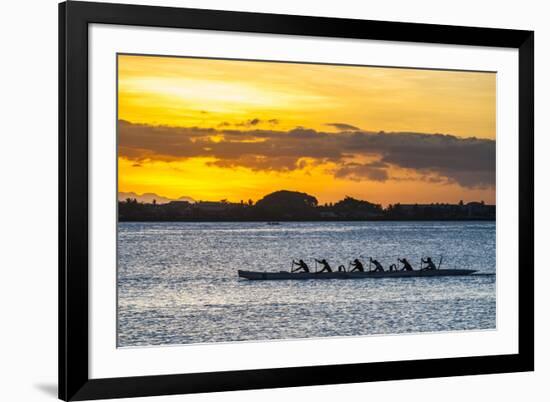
<box><xmin>266</xmin><ymin>222</ymin><xmax>281</xmax><ymax>225</ymax></box>
<box><xmin>238</xmin><ymin>269</ymin><xmax>477</xmax><ymax>280</ymax></box>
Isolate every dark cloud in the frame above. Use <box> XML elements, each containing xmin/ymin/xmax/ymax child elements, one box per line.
<box><xmin>326</xmin><ymin>122</ymin><xmax>360</xmax><ymax>131</ymax></box>
<box><xmin>118</xmin><ymin>120</ymin><xmax>495</xmax><ymax>189</ymax></box>
<box><xmin>334</xmin><ymin>161</ymin><xmax>390</xmax><ymax>182</ymax></box>
<box><xmin>222</xmin><ymin>118</ymin><xmax>280</xmax><ymax>128</ymax></box>
<box><xmin>208</xmin><ymin>155</ymin><xmax>301</xmax><ymax>172</ymax></box>
<box><xmin>370</xmin><ymin>132</ymin><xmax>495</xmax><ymax>188</ymax></box>
<box><xmin>236</xmin><ymin>118</ymin><xmax>262</xmax><ymax>127</ymax></box>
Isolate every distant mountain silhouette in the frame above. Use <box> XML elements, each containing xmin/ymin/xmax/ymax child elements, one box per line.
<box><xmin>118</xmin><ymin>192</ymin><xmax>195</xmax><ymax>204</ymax></box>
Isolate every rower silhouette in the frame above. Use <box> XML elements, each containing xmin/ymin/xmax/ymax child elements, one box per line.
<box><xmin>369</xmin><ymin>257</ymin><xmax>384</xmax><ymax>272</ymax></box>
<box><xmin>291</xmin><ymin>259</ymin><xmax>310</xmax><ymax>273</ymax></box>
<box><xmin>315</xmin><ymin>259</ymin><xmax>333</xmax><ymax>273</ymax></box>
<box><xmin>398</xmin><ymin>258</ymin><xmax>414</xmax><ymax>271</ymax></box>
<box><xmin>350</xmin><ymin>258</ymin><xmax>365</xmax><ymax>272</ymax></box>
<box><xmin>422</xmin><ymin>257</ymin><xmax>437</xmax><ymax>270</ymax></box>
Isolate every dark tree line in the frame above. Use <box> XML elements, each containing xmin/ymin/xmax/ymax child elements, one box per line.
<box><xmin>118</xmin><ymin>190</ymin><xmax>495</xmax><ymax>222</ymax></box>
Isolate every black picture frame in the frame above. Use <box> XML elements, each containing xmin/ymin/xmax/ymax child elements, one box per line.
<box><xmin>59</xmin><ymin>1</ymin><xmax>534</xmax><ymax>400</ymax></box>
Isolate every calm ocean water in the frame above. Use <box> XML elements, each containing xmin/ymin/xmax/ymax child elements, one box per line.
<box><xmin>117</xmin><ymin>221</ymin><xmax>496</xmax><ymax>347</ymax></box>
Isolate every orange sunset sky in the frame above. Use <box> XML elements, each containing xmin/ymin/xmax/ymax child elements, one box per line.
<box><xmin>117</xmin><ymin>54</ymin><xmax>496</xmax><ymax>206</ymax></box>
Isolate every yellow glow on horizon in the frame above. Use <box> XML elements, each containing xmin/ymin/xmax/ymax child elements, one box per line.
<box><xmin>118</xmin><ymin>157</ymin><xmax>495</xmax><ymax>206</ymax></box>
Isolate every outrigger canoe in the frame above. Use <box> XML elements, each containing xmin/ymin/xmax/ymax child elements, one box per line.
<box><xmin>238</xmin><ymin>269</ymin><xmax>477</xmax><ymax>280</ymax></box>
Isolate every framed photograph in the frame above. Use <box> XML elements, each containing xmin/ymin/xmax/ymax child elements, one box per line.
<box><xmin>59</xmin><ymin>1</ymin><xmax>534</xmax><ymax>400</ymax></box>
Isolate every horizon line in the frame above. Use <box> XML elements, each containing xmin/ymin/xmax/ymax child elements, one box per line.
<box><xmin>117</xmin><ymin>190</ymin><xmax>494</xmax><ymax>206</ymax></box>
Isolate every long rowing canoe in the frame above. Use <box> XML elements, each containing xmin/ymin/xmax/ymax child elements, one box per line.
<box><xmin>238</xmin><ymin>269</ymin><xmax>477</xmax><ymax>280</ymax></box>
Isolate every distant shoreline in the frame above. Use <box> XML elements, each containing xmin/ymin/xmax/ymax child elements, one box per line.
<box><xmin>119</xmin><ymin>190</ymin><xmax>495</xmax><ymax>222</ymax></box>
<box><xmin>118</xmin><ymin>217</ymin><xmax>495</xmax><ymax>223</ymax></box>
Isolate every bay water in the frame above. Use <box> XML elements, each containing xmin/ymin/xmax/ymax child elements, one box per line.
<box><xmin>118</xmin><ymin>221</ymin><xmax>496</xmax><ymax>346</ymax></box>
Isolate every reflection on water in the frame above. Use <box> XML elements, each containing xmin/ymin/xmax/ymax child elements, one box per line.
<box><xmin>118</xmin><ymin>221</ymin><xmax>496</xmax><ymax>346</ymax></box>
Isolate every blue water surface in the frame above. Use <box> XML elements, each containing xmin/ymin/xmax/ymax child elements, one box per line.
<box><xmin>118</xmin><ymin>221</ymin><xmax>496</xmax><ymax>346</ymax></box>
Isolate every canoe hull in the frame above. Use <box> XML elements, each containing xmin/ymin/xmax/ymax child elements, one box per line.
<box><xmin>238</xmin><ymin>269</ymin><xmax>477</xmax><ymax>280</ymax></box>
